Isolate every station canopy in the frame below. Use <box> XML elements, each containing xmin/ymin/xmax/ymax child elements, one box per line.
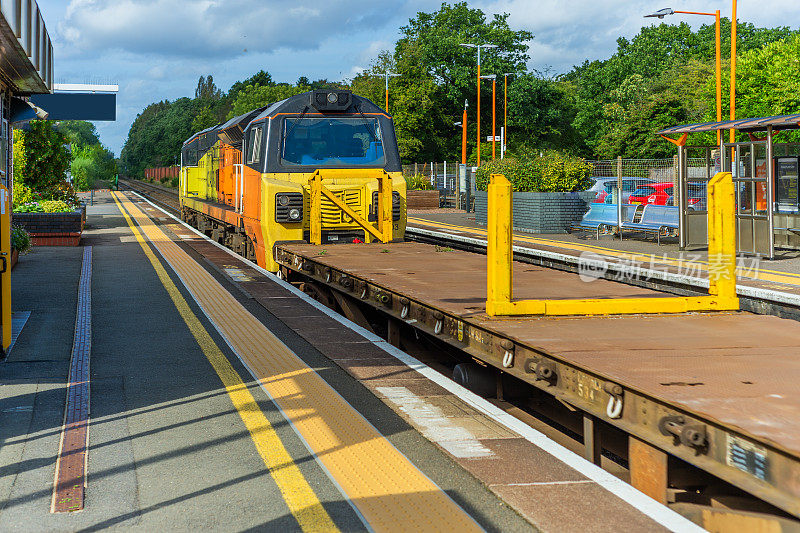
<box><xmin>659</xmin><ymin>113</ymin><xmax>800</xmax><ymax>135</ymax></box>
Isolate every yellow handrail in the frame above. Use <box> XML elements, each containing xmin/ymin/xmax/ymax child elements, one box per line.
<box><xmin>485</xmin><ymin>172</ymin><xmax>739</xmax><ymax>316</ymax></box>
<box><xmin>308</xmin><ymin>169</ymin><xmax>393</xmax><ymax>245</ymax></box>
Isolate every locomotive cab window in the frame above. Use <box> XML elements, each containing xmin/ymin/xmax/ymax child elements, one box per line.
<box><xmin>247</xmin><ymin>125</ymin><xmax>263</xmax><ymax>164</ymax></box>
<box><xmin>281</xmin><ymin>117</ymin><xmax>385</xmax><ymax>167</ymax></box>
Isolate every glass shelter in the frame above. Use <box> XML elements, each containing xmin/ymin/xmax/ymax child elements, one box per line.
<box><xmin>659</xmin><ymin>114</ymin><xmax>800</xmax><ymax>259</ymax></box>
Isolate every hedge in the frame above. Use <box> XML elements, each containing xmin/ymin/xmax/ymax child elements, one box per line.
<box><xmin>476</xmin><ymin>151</ymin><xmax>593</xmax><ymax>193</ymax></box>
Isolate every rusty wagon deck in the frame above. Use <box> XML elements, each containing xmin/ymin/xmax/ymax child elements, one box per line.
<box><xmin>275</xmin><ymin>241</ymin><xmax>800</xmax><ymax>518</ymax></box>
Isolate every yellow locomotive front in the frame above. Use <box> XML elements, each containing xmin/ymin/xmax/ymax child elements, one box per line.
<box><xmin>180</xmin><ymin>89</ymin><xmax>407</xmax><ymax>272</ymax></box>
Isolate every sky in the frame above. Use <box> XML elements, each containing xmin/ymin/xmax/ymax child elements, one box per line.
<box><xmin>35</xmin><ymin>0</ymin><xmax>800</xmax><ymax>156</ymax></box>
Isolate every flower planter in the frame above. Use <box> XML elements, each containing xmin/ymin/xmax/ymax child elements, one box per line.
<box><xmin>474</xmin><ymin>190</ymin><xmax>596</xmax><ymax>234</ymax></box>
<box><xmin>10</xmin><ymin>249</ymin><xmax>18</xmax><ymax>270</ymax></box>
<box><xmin>12</xmin><ymin>209</ymin><xmax>83</xmax><ymax>246</ymax></box>
<box><xmin>406</xmin><ymin>190</ymin><xmax>439</xmax><ymax>210</ymax></box>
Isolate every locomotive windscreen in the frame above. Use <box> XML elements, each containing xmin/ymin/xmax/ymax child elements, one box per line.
<box><xmin>281</xmin><ymin>117</ymin><xmax>385</xmax><ymax>167</ymax></box>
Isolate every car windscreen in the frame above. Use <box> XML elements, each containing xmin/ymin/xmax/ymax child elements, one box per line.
<box><xmin>623</xmin><ymin>179</ymin><xmax>651</xmax><ymax>192</ymax></box>
<box><xmin>632</xmin><ymin>186</ymin><xmax>656</xmax><ymax>196</ymax></box>
<box><xmin>281</xmin><ymin>117</ymin><xmax>385</xmax><ymax>167</ymax></box>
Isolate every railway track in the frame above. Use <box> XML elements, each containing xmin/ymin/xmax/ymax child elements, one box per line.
<box><xmin>122</xmin><ymin>178</ymin><xmax>800</xmax><ymax>529</ymax></box>
<box><xmin>118</xmin><ymin>179</ymin><xmax>180</xmax><ymax>213</ymax></box>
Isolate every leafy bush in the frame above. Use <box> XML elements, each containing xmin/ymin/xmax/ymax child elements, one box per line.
<box><xmin>14</xmin><ymin>202</ymin><xmax>43</xmax><ymax>213</ymax></box>
<box><xmin>476</xmin><ymin>151</ymin><xmax>593</xmax><ymax>192</ymax></box>
<box><xmin>11</xmin><ymin>226</ymin><xmax>31</xmax><ymax>254</ymax></box>
<box><xmin>41</xmin><ymin>200</ymin><xmax>74</xmax><ymax>213</ymax></box>
<box><xmin>170</xmin><ymin>176</ymin><xmax>179</xmax><ymax>188</ymax></box>
<box><xmin>14</xmin><ymin>200</ymin><xmax>75</xmax><ymax>214</ymax></box>
<box><xmin>404</xmin><ymin>174</ymin><xmax>435</xmax><ymax>190</ymax></box>
<box><xmin>12</xmin><ymin>182</ymin><xmax>39</xmax><ymax>208</ymax></box>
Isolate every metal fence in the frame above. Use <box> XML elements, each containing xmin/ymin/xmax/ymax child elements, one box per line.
<box><xmin>582</xmin><ymin>151</ymin><xmax>721</xmax><ymax>240</ymax></box>
<box><xmin>402</xmin><ymin>162</ymin><xmax>473</xmax><ymax>209</ymax></box>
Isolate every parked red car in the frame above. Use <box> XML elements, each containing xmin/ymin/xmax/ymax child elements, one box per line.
<box><xmin>628</xmin><ymin>182</ymin><xmax>674</xmax><ymax>206</ymax></box>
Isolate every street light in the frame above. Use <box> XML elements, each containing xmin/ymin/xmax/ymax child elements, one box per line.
<box><xmin>481</xmin><ymin>74</ymin><xmax>497</xmax><ymax>159</ymax></box>
<box><xmin>500</xmin><ymin>72</ymin><xmax>516</xmax><ymax>158</ymax></box>
<box><xmin>455</xmin><ymin>99</ymin><xmax>468</xmax><ymax>165</ymax></box>
<box><xmin>460</xmin><ymin>43</ymin><xmax>497</xmax><ymax>166</ymax></box>
<box><xmin>731</xmin><ymin>0</ymin><xmax>737</xmax><ymax>144</ymax></box>
<box><xmin>646</xmin><ymin>7</ymin><xmax>722</xmax><ymax>144</ymax></box>
<box><xmin>382</xmin><ymin>71</ymin><xmax>400</xmax><ymax>113</ymax></box>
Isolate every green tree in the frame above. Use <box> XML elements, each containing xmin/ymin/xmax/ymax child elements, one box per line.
<box><xmin>120</xmin><ymin>97</ymin><xmax>202</xmax><ymax>176</ymax></box>
<box><xmin>71</xmin><ymin>144</ymin><xmax>117</xmax><ymax>190</ymax></box>
<box><xmin>228</xmin><ymin>83</ymin><xmax>310</xmax><ymax>118</ymax></box>
<box><xmin>507</xmin><ymin>74</ymin><xmax>581</xmax><ymax>153</ymax></box>
<box><xmin>229</xmin><ymin>70</ymin><xmax>274</xmax><ymax>100</ymax></box>
<box><xmin>195</xmin><ymin>75</ymin><xmax>222</xmax><ymax>101</ymax></box>
<box><xmin>15</xmin><ymin>121</ymin><xmax>73</xmax><ymax>197</ymax></box>
<box><xmin>56</xmin><ymin>120</ymin><xmax>101</xmax><ymax>150</ymax></box>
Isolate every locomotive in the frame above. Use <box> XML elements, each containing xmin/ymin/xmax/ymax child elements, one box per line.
<box><xmin>179</xmin><ymin>89</ymin><xmax>407</xmax><ymax>272</ymax></box>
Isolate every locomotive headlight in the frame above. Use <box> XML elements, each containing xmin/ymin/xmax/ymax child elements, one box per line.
<box><xmin>288</xmin><ymin>208</ymin><xmax>301</xmax><ymax>220</ymax></box>
<box><xmin>277</xmin><ymin>194</ymin><xmax>290</xmax><ymax>206</ymax></box>
<box><xmin>326</xmin><ymin>92</ymin><xmax>338</xmax><ymax>104</ymax></box>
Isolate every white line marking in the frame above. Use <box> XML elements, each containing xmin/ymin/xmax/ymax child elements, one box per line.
<box><xmin>377</xmin><ymin>386</ymin><xmax>493</xmax><ymax>458</ymax></box>
<box><xmin>130</xmin><ymin>190</ymin><xmax>706</xmax><ymax>533</ymax></box>
<box><xmin>499</xmin><ymin>480</ymin><xmax>596</xmax><ymax>487</ymax></box>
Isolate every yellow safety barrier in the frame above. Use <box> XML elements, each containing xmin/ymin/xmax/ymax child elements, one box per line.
<box><xmin>308</xmin><ymin>169</ymin><xmax>393</xmax><ymax>245</ymax></box>
<box><xmin>0</xmin><ymin>184</ymin><xmax>10</xmax><ymax>352</ymax></box>
<box><xmin>485</xmin><ymin>172</ymin><xmax>740</xmax><ymax>316</ymax></box>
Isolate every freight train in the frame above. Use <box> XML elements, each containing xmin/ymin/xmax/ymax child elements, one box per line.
<box><xmin>179</xmin><ymin>89</ymin><xmax>407</xmax><ymax>272</ymax></box>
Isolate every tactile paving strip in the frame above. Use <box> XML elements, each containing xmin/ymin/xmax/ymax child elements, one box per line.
<box><xmin>118</xmin><ymin>194</ymin><xmax>482</xmax><ymax>532</ymax></box>
<box><xmin>52</xmin><ymin>246</ymin><xmax>92</xmax><ymax>513</ymax></box>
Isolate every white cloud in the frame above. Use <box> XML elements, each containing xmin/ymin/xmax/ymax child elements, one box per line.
<box><xmin>58</xmin><ymin>0</ymin><xmax>404</xmax><ymax>59</ymax></box>
<box><xmin>43</xmin><ymin>0</ymin><xmax>800</xmax><ymax>156</ymax></box>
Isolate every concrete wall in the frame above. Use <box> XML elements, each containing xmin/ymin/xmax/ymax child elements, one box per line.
<box><xmin>474</xmin><ymin>190</ymin><xmax>595</xmax><ymax>234</ymax></box>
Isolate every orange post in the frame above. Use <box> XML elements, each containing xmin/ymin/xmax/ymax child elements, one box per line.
<box><xmin>492</xmin><ymin>77</ymin><xmax>496</xmax><ymax>160</ymax></box>
<box><xmin>673</xmin><ymin>10</ymin><xmax>722</xmax><ymax>145</ymax></box>
<box><xmin>461</xmin><ymin>108</ymin><xmax>468</xmax><ymax>165</ymax></box>
<box><xmin>730</xmin><ymin>0</ymin><xmax>737</xmax><ymax>144</ymax></box>
<box><xmin>477</xmin><ymin>63</ymin><xmax>481</xmax><ymax>167</ymax></box>
<box><xmin>504</xmin><ymin>74</ymin><xmax>508</xmax><ymax>153</ymax></box>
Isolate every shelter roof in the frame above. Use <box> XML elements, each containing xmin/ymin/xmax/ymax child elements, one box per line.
<box><xmin>659</xmin><ymin>114</ymin><xmax>800</xmax><ymax>135</ymax></box>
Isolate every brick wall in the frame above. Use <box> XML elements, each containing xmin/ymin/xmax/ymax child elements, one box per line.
<box><xmin>13</xmin><ymin>211</ymin><xmax>83</xmax><ymax>234</ymax></box>
<box><xmin>474</xmin><ymin>191</ymin><xmax>596</xmax><ymax>234</ymax></box>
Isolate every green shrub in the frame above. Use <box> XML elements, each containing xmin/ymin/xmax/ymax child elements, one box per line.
<box><xmin>170</xmin><ymin>176</ymin><xmax>179</xmax><ymax>188</ymax></box>
<box><xmin>405</xmin><ymin>173</ymin><xmax>435</xmax><ymax>190</ymax></box>
<box><xmin>14</xmin><ymin>202</ymin><xmax>43</xmax><ymax>213</ymax></box>
<box><xmin>476</xmin><ymin>151</ymin><xmax>593</xmax><ymax>192</ymax></box>
<box><xmin>11</xmin><ymin>226</ymin><xmax>31</xmax><ymax>253</ymax></box>
<box><xmin>12</xmin><ymin>182</ymin><xmax>39</xmax><ymax>208</ymax></box>
<box><xmin>40</xmin><ymin>200</ymin><xmax>74</xmax><ymax>213</ymax></box>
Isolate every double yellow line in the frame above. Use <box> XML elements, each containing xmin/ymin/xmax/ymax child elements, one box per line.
<box><xmin>111</xmin><ymin>193</ymin><xmax>339</xmax><ymax>532</ymax></box>
<box><xmin>113</xmin><ymin>193</ymin><xmax>482</xmax><ymax>533</ymax></box>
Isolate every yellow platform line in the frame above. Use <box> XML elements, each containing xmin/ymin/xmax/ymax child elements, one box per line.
<box><xmin>116</xmin><ymin>193</ymin><xmax>482</xmax><ymax>533</ymax></box>
<box><xmin>409</xmin><ymin>216</ymin><xmax>800</xmax><ymax>287</ymax></box>
<box><xmin>110</xmin><ymin>193</ymin><xmax>338</xmax><ymax>533</ymax></box>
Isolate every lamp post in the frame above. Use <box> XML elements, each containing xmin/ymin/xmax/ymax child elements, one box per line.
<box><xmin>481</xmin><ymin>74</ymin><xmax>497</xmax><ymax>159</ymax></box>
<box><xmin>730</xmin><ymin>0</ymin><xmax>737</xmax><ymax>144</ymax></box>
<box><xmin>460</xmin><ymin>43</ymin><xmax>497</xmax><ymax>167</ymax></box>
<box><xmin>646</xmin><ymin>8</ymin><xmax>722</xmax><ymax>144</ymax></box>
<box><xmin>501</xmin><ymin>73</ymin><xmax>515</xmax><ymax>158</ymax></box>
<box><xmin>455</xmin><ymin>99</ymin><xmax>468</xmax><ymax>165</ymax></box>
<box><xmin>383</xmin><ymin>71</ymin><xmax>400</xmax><ymax>113</ymax></box>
